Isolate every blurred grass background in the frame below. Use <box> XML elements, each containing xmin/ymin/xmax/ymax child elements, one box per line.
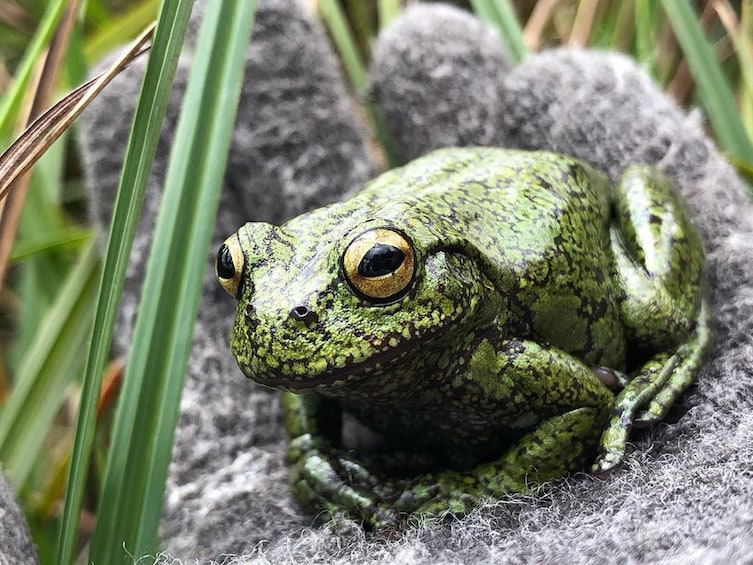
<box><xmin>0</xmin><ymin>0</ymin><xmax>750</xmax><ymax>562</ymax></box>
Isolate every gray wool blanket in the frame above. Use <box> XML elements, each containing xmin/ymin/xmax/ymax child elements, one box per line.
<box><xmin>3</xmin><ymin>1</ymin><xmax>752</xmax><ymax>563</ymax></box>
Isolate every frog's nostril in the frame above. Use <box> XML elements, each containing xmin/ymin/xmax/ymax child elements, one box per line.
<box><xmin>289</xmin><ymin>305</ymin><xmax>318</xmax><ymax>325</ymax></box>
<box><xmin>292</xmin><ymin>305</ymin><xmax>309</xmax><ymax>318</ymax></box>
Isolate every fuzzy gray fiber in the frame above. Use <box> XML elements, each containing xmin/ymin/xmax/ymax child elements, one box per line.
<box><xmin>0</xmin><ymin>472</ymin><xmax>37</xmax><ymax>564</ymax></box>
<box><xmin>70</xmin><ymin>1</ymin><xmax>753</xmax><ymax>563</ymax></box>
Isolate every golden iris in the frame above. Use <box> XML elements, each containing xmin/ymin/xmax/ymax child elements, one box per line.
<box><xmin>217</xmin><ymin>234</ymin><xmax>244</xmax><ymax>298</ymax></box>
<box><xmin>342</xmin><ymin>227</ymin><xmax>416</xmax><ymax>302</ymax></box>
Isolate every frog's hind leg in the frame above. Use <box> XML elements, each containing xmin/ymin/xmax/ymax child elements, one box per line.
<box><xmin>610</xmin><ymin>165</ymin><xmax>706</xmax><ymax>351</ymax></box>
<box><xmin>594</xmin><ymin>299</ymin><xmax>712</xmax><ymax>474</ymax></box>
<box><xmin>597</xmin><ymin>165</ymin><xmax>713</xmax><ymax>474</ymax></box>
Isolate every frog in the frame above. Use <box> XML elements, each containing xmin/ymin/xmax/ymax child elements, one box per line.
<box><xmin>216</xmin><ymin>147</ymin><xmax>711</xmax><ymax>530</ymax></box>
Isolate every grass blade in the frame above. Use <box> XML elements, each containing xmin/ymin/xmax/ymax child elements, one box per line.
<box><xmin>377</xmin><ymin>0</ymin><xmax>401</xmax><ymax>30</ymax></box>
<box><xmin>88</xmin><ymin>1</ymin><xmax>257</xmax><ymax>561</ymax></box>
<box><xmin>634</xmin><ymin>0</ymin><xmax>659</xmax><ymax>74</ymax></box>
<box><xmin>84</xmin><ymin>0</ymin><xmax>161</xmax><ymax>64</ymax></box>
<box><xmin>317</xmin><ymin>0</ymin><xmax>398</xmax><ymax>166</ymax></box>
<box><xmin>661</xmin><ymin>0</ymin><xmax>753</xmax><ymax>164</ymax></box>
<box><xmin>54</xmin><ymin>1</ymin><xmax>194</xmax><ymax>563</ymax></box>
<box><xmin>568</xmin><ymin>0</ymin><xmax>599</xmax><ymax>47</ymax></box>
<box><xmin>743</xmin><ymin>3</ymin><xmax>753</xmax><ymax>136</ymax></box>
<box><xmin>0</xmin><ymin>0</ymin><xmax>81</xmax><ymax>295</ymax></box>
<box><xmin>318</xmin><ymin>0</ymin><xmax>368</xmax><ymax>92</ymax></box>
<box><xmin>469</xmin><ymin>0</ymin><xmax>528</xmax><ymax>64</ymax></box>
<box><xmin>9</xmin><ymin>227</ymin><xmax>91</xmax><ymax>261</ymax></box>
<box><xmin>713</xmin><ymin>0</ymin><xmax>753</xmax><ymax>137</ymax></box>
<box><xmin>0</xmin><ymin>238</ymin><xmax>98</xmax><ymax>488</ymax></box>
<box><xmin>0</xmin><ymin>0</ymin><xmax>67</xmax><ymax>136</ymax></box>
<box><xmin>0</xmin><ymin>29</ymin><xmax>153</xmax><ymax>203</ymax></box>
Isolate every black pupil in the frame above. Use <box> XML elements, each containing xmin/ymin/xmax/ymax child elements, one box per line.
<box><xmin>358</xmin><ymin>243</ymin><xmax>405</xmax><ymax>278</ymax></box>
<box><xmin>216</xmin><ymin>244</ymin><xmax>236</xmax><ymax>279</ymax></box>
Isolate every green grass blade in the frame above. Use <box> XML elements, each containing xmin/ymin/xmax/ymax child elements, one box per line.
<box><xmin>469</xmin><ymin>0</ymin><xmax>528</xmax><ymax>64</ymax></box>
<box><xmin>661</xmin><ymin>0</ymin><xmax>753</xmax><ymax>164</ymax></box>
<box><xmin>9</xmin><ymin>227</ymin><xmax>91</xmax><ymax>261</ymax></box>
<box><xmin>0</xmin><ymin>239</ymin><xmax>98</xmax><ymax>487</ymax></box>
<box><xmin>377</xmin><ymin>0</ymin><xmax>401</xmax><ymax>30</ymax></box>
<box><xmin>9</xmin><ymin>163</ymin><xmax>77</xmax><ymax>372</ymax></box>
<box><xmin>608</xmin><ymin>2</ymin><xmax>636</xmax><ymax>52</ymax></box>
<box><xmin>732</xmin><ymin>2</ymin><xmax>753</xmax><ymax>137</ymax></box>
<box><xmin>318</xmin><ymin>0</ymin><xmax>368</xmax><ymax>92</ymax></box>
<box><xmin>84</xmin><ymin>0</ymin><xmax>161</xmax><ymax>64</ymax></box>
<box><xmin>0</xmin><ymin>0</ymin><xmax>68</xmax><ymax>135</ymax></box>
<box><xmin>343</xmin><ymin>0</ymin><xmax>376</xmax><ymax>55</ymax></box>
<box><xmin>634</xmin><ymin>0</ymin><xmax>657</xmax><ymax>74</ymax></box>
<box><xmin>317</xmin><ymin>0</ymin><xmax>398</xmax><ymax>166</ymax></box>
<box><xmin>54</xmin><ymin>1</ymin><xmax>194</xmax><ymax>563</ymax></box>
<box><xmin>88</xmin><ymin>1</ymin><xmax>257</xmax><ymax>561</ymax></box>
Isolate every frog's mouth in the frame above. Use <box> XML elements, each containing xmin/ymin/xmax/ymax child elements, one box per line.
<box><xmin>244</xmin><ymin>330</ymin><xmax>428</xmax><ymax>393</ymax></box>
<box><xmin>257</xmin><ymin>342</ymin><xmax>415</xmax><ymax>393</ymax></box>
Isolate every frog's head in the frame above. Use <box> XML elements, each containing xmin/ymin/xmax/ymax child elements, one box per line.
<box><xmin>216</xmin><ymin>213</ymin><xmax>498</xmax><ymax>395</ymax></box>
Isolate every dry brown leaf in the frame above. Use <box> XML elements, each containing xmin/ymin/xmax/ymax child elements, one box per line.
<box><xmin>0</xmin><ymin>24</ymin><xmax>154</xmax><ymax>204</ymax></box>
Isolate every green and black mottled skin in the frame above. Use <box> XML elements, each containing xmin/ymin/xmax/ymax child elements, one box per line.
<box><xmin>217</xmin><ymin>148</ymin><xmax>712</xmax><ymax>530</ymax></box>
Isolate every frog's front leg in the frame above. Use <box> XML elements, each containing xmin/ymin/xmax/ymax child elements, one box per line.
<box><xmin>283</xmin><ymin>392</ymin><xmax>405</xmax><ymax>527</ymax></box>
<box><xmin>390</xmin><ymin>338</ymin><xmax>615</xmax><ymax>524</ymax></box>
<box><xmin>598</xmin><ymin>166</ymin><xmax>712</xmax><ymax>473</ymax></box>
<box><xmin>392</xmin><ymin>406</ymin><xmax>604</xmax><ymax>522</ymax></box>
<box><xmin>284</xmin><ymin>339</ymin><xmax>614</xmax><ymax>530</ymax></box>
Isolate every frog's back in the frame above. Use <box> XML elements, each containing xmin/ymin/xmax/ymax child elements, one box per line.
<box><xmin>360</xmin><ymin>147</ymin><xmax>623</xmax><ymax>367</ymax></box>
<box><xmin>361</xmin><ymin>147</ymin><xmax>613</xmax><ymax>269</ymax></box>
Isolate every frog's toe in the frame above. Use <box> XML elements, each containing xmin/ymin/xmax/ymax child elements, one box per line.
<box><xmin>630</xmin><ymin>303</ymin><xmax>712</xmax><ymax>426</ymax></box>
<box><xmin>369</xmin><ymin>504</ymin><xmax>404</xmax><ymax>532</ymax></box>
<box><xmin>634</xmin><ymin>400</ymin><xmax>671</xmax><ymax>426</ymax></box>
<box><xmin>633</xmin><ymin>363</ymin><xmax>699</xmax><ymax>426</ymax></box>
<box><xmin>290</xmin><ymin>473</ymin><xmax>342</xmax><ymax>524</ymax></box>
<box><xmin>294</xmin><ymin>451</ymin><xmax>376</xmax><ymax>507</ymax></box>
<box><xmin>593</xmin><ymin>419</ymin><xmax>632</xmax><ymax>475</ymax></box>
<box><xmin>591</xmin><ymin>446</ymin><xmax>628</xmax><ymax>475</ymax></box>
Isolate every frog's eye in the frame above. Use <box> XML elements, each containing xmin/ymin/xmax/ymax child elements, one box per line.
<box><xmin>216</xmin><ymin>234</ymin><xmax>244</xmax><ymax>299</ymax></box>
<box><xmin>342</xmin><ymin>227</ymin><xmax>416</xmax><ymax>303</ymax></box>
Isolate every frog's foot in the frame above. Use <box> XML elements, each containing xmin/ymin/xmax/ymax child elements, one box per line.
<box><xmin>633</xmin><ymin>301</ymin><xmax>713</xmax><ymax>426</ymax></box>
<box><xmin>594</xmin><ymin>301</ymin><xmax>712</xmax><ymax>473</ymax></box>
<box><xmin>288</xmin><ymin>433</ymin><xmax>404</xmax><ymax>530</ymax></box>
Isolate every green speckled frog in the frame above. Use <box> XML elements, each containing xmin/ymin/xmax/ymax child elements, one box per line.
<box><xmin>216</xmin><ymin>148</ymin><xmax>711</xmax><ymax>529</ymax></box>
